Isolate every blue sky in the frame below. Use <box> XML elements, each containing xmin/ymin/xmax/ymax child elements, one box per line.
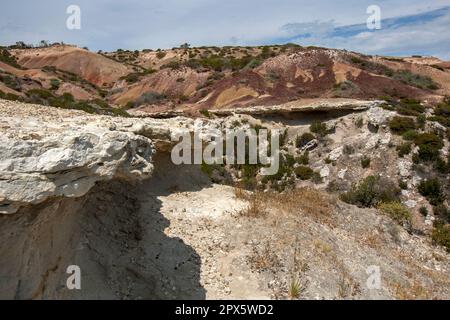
<box><xmin>1</xmin><ymin>0</ymin><xmax>449</xmax><ymax>59</ymax></box>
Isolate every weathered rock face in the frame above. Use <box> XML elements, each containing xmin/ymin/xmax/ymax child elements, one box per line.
<box><xmin>209</xmin><ymin>98</ymin><xmax>383</xmax><ymax>116</ymax></box>
<box><xmin>0</xmin><ymin>99</ymin><xmax>196</xmax><ymax>214</ymax></box>
<box><xmin>1</xmin><ymin>98</ymin><xmax>385</xmax><ymax>214</ymax></box>
<box><xmin>0</xmin><ymin>107</ymin><xmax>139</xmax><ymax>213</ymax></box>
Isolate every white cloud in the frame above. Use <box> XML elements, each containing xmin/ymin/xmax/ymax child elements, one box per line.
<box><xmin>0</xmin><ymin>0</ymin><xmax>449</xmax><ymax>58</ymax></box>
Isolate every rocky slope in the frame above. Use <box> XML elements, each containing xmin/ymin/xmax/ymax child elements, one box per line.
<box><xmin>0</xmin><ymin>98</ymin><xmax>449</xmax><ymax>299</ymax></box>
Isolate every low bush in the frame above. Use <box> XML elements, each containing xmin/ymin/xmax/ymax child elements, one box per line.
<box><xmin>310</xmin><ymin>120</ymin><xmax>328</xmax><ymax>137</ymax></box>
<box><xmin>361</xmin><ymin>156</ymin><xmax>371</xmax><ymax>168</ymax></box>
<box><xmin>343</xmin><ymin>145</ymin><xmax>355</xmax><ymax>155</ymax></box>
<box><xmin>0</xmin><ymin>49</ymin><xmax>22</xmax><ymax>68</ymax></box>
<box><xmin>0</xmin><ymin>90</ymin><xmax>19</xmax><ymax>101</ymax></box>
<box><xmin>434</xmin><ymin>156</ymin><xmax>450</xmax><ymax>174</ymax></box>
<box><xmin>296</xmin><ymin>151</ymin><xmax>309</xmax><ymax>165</ymax></box>
<box><xmin>389</xmin><ymin>116</ymin><xmax>416</xmax><ymax>134</ymax></box>
<box><xmin>434</xmin><ymin>103</ymin><xmax>450</xmax><ymax>118</ymax></box>
<box><xmin>419</xmin><ymin>206</ymin><xmax>428</xmax><ymax>216</ymax></box>
<box><xmin>24</xmin><ymin>89</ymin><xmax>127</xmax><ymax>116</ymax></box>
<box><xmin>0</xmin><ymin>74</ymin><xmax>21</xmax><ymax>91</ymax></box>
<box><xmin>378</xmin><ymin>202</ymin><xmax>411</xmax><ymax>224</ymax></box>
<box><xmin>433</xmin><ymin>204</ymin><xmax>450</xmax><ymax>223</ymax></box>
<box><xmin>418</xmin><ymin>178</ymin><xmax>445</xmax><ymax>205</ymax></box>
<box><xmin>414</xmin><ymin>133</ymin><xmax>444</xmax><ymax>162</ymax></box>
<box><xmin>392</xmin><ymin>70</ymin><xmax>439</xmax><ymax>90</ymax></box>
<box><xmin>120</xmin><ymin>70</ymin><xmax>155</xmax><ymax>84</ymax></box>
<box><xmin>294</xmin><ymin>166</ymin><xmax>314</xmax><ymax>180</ymax></box>
<box><xmin>398</xmin><ymin>180</ymin><xmax>408</xmax><ymax>190</ymax></box>
<box><xmin>156</xmin><ymin>51</ymin><xmax>166</xmax><ymax>59</ymax></box>
<box><xmin>431</xmin><ymin>223</ymin><xmax>450</xmax><ymax>252</ymax></box>
<box><xmin>417</xmin><ymin>114</ymin><xmax>426</xmax><ymax>129</ymax></box>
<box><xmin>296</xmin><ymin>132</ymin><xmax>315</xmax><ymax>149</ymax></box>
<box><xmin>397</xmin><ymin>142</ymin><xmax>412</xmax><ymax>157</ymax></box>
<box><xmin>340</xmin><ymin>175</ymin><xmax>400</xmax><ymax>208</ymax></box>
<box><xmin>50</xmin><ymin>78</ymin><xmax>61</xmax><ymax>90</ymax></box>
<box><xmin>199</xmin><ymin>109</ymin><xmax>212</xmax><ymax>118</ymax></box>
<box><xmin>428</xmin><ymin>116</ymin><xmax>450</xmax><ymax>128</ymax></box>
<box><xmin>396</xmin><ymin>99</ymin><xmax>425</xmax><ymax>116</ymax></box>
<box><xmin>402</xmin><ymin>130</ymin><xmax>418</xmax><ymax>141</ymax></box>
<box><xmin>134</xmin><ymin>91</ymin><xmax>167</xmax><ymax>107</ymax></box>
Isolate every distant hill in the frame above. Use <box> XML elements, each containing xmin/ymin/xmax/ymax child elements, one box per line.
<box><xmin>1</xmin><ymin>43</ymin><xmax>449</xmax><ymax>116</ymax></box>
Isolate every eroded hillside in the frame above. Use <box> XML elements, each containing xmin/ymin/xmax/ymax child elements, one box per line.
<box><xmin>0</xmin><ymin>98</ymin><xmax>448</xmax><ymax>299</ymax></box>
<box><xmin>1</xmin><ymin>44</ymin><xmax>449</xmax><ymax>118</ymax></box>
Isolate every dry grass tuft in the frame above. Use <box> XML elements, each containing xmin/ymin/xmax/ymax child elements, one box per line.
<box><xmin>247</xmin><ymin>242</ymin><xmax>282</xmax><ymax>273</ymax></box>
<box><xmin>233</xmin><ymin>180</ymin><xmax>249</xmax><ymax>200</ymax></box>
<box><xmin>240</xmin><ymin>192</ymin><xmax>267</xmax><ymax>218</ymax></box>
<box><xmin>267</xmin><ymin>187</ymin><xmax>336</xmax><ymax>227</ymax></box>
<box><xmin>391</xmin><ymin>279</ymin><xmax>432</xmax><ymax>300</ymax></box>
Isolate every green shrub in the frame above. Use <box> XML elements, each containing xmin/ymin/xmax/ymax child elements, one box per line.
<box><xmin>311</xmin><ymin>172</ymin><xmax>323</xmax><ymax>184</ymax></box>
<box><xmin>161</xmin><ymin>60</ymin><xmax>183</xmax><ymax>70</ymax></box>
<box><xmin>361</xmin><ymin>156</ymin><xmax>371</xmax><ymax>168</ymax></box>
<box><xmin>266</xmin><ymin>71</ymin><xmax>280</xmax><ymax>82</ymax></box>
<box><xmin>434</xmin><ymin>103</ymin><xmax>450</xmax><ymax>118</ymax></box>
<box><xmin>414</xmin><ymin>133</ymin><xmax>444</xmax><ymax>161</ymax></box>
<box><xmin>343</xmin><ymin>145</ymin><xmax>355</xmax><ymax>155</ymax></box>
<box><xmin>296</xmin><ymin>132</ymin><xmax>315</xmax><ymax>148</ymax></box>
<box><xmin>428</xmin><ymin>116</ymin><xmax>450</xmax><ymax>128</ymax></box>
<box><xmin>431</xmin><ymin>223</ymin><xmax>450</xmax><ymax>252</ymax></box>
<box><xmin>0</xmin><ymin>74</ymin><xmax>21</xmax><ymax>91</ymax></box>
<box><xmin>310</xmin><ymin>121</ymin><xmax>328</xmax><ymax>136</ymax></box>
<box><xmin>26</xmin><ymin>88</ymin><xmax>56</xmax><ymax>103</ymax></box>
<box><xmin>392</xmin><ymin>70</ymin><xmax>439</xmax><ymax>90</ymax></box>
<box><xmin>179</xmin><ymin>95</ymin><xmax>189</xmax><ymax>102</ymax></box>
<box><xmin>398</xmin><ymin>180</ymin><xmax>408</xmax><ymax>190</ymax></box>
<box><xmin>397</xmin><ymin>142</ymin><xmax>412</xmax><ymax>157</ymax></box>
<box><xmin>355</xmin><ymin>117</ymin><xmax>364</xmax><ymax>128</ymax></box>
<box><xmin>201</xmin><ymin>162</ymin><xmax>224</xmax><ymax>177</ymax></box>
<box><xmin>434</xmin><ymin>204</ymin><xmax>450</xmax><ymax>223</ymax></box>
<box><xmin>417</xmin><ymin>114</ymin><xmax>426</xmax><ymax>129</ymax></box>
<box><xmin>156</xmin><ymin>51</ymin><xmax>166</xmax><ymax>59</ymax></box>
<box><xmin>296</xmin><ymin>151</ymin><xmax>309</xmax><ymax>165</ymax></box>
<box><xmin>23</xmin><ymin>88</ymin><xmax>125</xmax><ymax>116</ymax></box>
<box><xmin>389</xmin><ymin>116</ymin><xmax>416</xmax><ymax>134</ymax></box>
<box><xmin>0</xmin><ymin>89</ymin><xmax>19</xmax><ymax>101</ymax></box>
<box><xmin>124</xmin><ymin>101</ymin><xmax>135</xmax><ymax>109</ymax></box>
<box><xmin>199</xmin><ymin>109</ymin><xmax>212</xmax><ymax>118</ymax></box>
<box><xmin>340</xmin><ymin>175</ymin><xmax>400</xmax><ymax>208</ymax></box>
<box><xmin>245</xmin><ymin>58</ymin><xmax>263</xmax><ymax>69</ymax></box>
<box><xmin>402</xmin><ymin>130</ymin><xmax>418</xmax><ymax>141</ymax></box>
<box><xmin>396</xmin><ymin>99</ymin><xmax>425</xmax><ymax>116</ymax></box>
<box><xmin>120</xmin><ymin>71</ymin><xmax>154</xmax><ymax>84</ymax></box>
<box><xmin>283</xmin><ymin>154</ymin><xmax>296</xmax><ymax>167</ymax></box>
<box><xmin>419</xmin><ymin>206</ymin><xmax>428</xmax><ymax>216</ymax></box>
<box><xmin>434</xmin><ymin>156</ymin><xmax>450</xmax><ymax>174</ymax></box>
<box><xmin>294</xmin><ymin>166</ymin><xmax>314</xmax><ymax>180</ymax></box>
<box><xmin>378</xmin><ymin>202</ymin><xmax>411</xmax><ymax>224</ymax></box>
<box><xmin>134</xmin><ymin>91</ymin><xmax>167</xmax><ymax>107</ymax></box>
<box><xmin>0</xmin><ymin>49</ymin><xmax>22</xmax><ymax>68</ymax></box>
<box><xmin>418</xmin><ymin>178</ymin><xmax>445</xmax><ymax>205</ymax></box>
<box><xmin>50</xmin><ymin>79</ymin><xmax>61</xmax><ymax>90</ymax></box>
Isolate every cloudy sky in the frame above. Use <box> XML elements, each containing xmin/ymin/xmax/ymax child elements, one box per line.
<box><xmin>1</xmin><ymin>0</ymin><xmax>450</xmax><ymax>59</ymax></box>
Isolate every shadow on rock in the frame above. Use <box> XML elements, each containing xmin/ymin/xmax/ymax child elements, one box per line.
<box><xmin>0</xmin><ymin>153</ymin><xmax>208</xmax><ymax>299</ymax></box>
